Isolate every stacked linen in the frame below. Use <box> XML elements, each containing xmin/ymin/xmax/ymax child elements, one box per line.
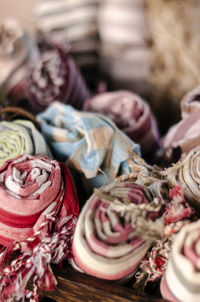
<box><xmin>161</xmin><ymin>220</ymin><xmax>200</xmax><ymax>302</ymax></box>
<box><xmin>37</xmin><ymin>101</ymin><xmax>141</xmax><ymax>190</ymax></box>
<box><xmin>99</xmin><ymin>0</ymin><xmax>150</xmax><ymax>96</ymax></box>
<box><xmin>0</xmin><ymin>19</ymin><xmax>38</xmax><ymax>103</ymax></box>
<box><xmin>72</xmin><ymin>182</ymin><xmax>159</xmax><ymax>280</ymax></box>
<box><xmin>0</xmin><ymin>155</ymin><xmax>79</xmax><ymax>301</ymax></box>
<box><xmin>33</xmin><ymin>0</ymin><xmax>100</xmax><ymax>87</ymax></box>
<box><xmin>0</xmin><ymin>119</ymin><xmax>51</xmax><ymax>166</ymax></box>
<box><xmin>84</xmin><ymin>90</ymin><xmax>160</xmax><ymax>160</ymax></box>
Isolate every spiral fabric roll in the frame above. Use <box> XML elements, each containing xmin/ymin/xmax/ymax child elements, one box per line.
<box><xmin>84</xmin><ymin>90</ymin><xmax>160</xmax><ymax>159</ymax></box>
<box><xmin>181</xmin><ymin>85</ymin><xmax>200</xmax><ymax>119</ymax></box>
<box><xmin>0</xmin><ymin>19</ymin><xmax>38</xmax><ymax>103</ymax></box>
<box><xmin>37</xmin><ymin>102</ymin><xmax>140</xmax><ymax>189</ymax></box>
<box><xmin>0</xmin><ymin>154</ymin><xmax>79</xmax><ymax>301</ymax></box>
<box><xmin>71</xmin><ymin>182</ymin><xmax>159</xmax><ymax>280</ymax></box>
<box><xmin>0</xmin><ymin>119</ymin><xmax>51</xmax><ymax>166</ymax></box>
<box><xmin>26</xmin><ymin>45</ymin><xmax>90</xmax><ymax>112</ymax></box>
<box><xmin>161</xmin><ymin>220</ymin><xmax>200</xmax><ymax>302</ymax></box>
<box><xmin>165</xmin><ymin>149</ymin><xmax>200</xmax><ymax>209</ymax></box>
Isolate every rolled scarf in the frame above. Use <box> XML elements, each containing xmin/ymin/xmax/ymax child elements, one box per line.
<box><xmin>163</xmin><ymin>110</ymin><xmax>200</xmax><ymax>162</ymax></box>
<box><xmin>37</xmin><ymin>102</ymin><xmax>141</xmax><ymax>189</ymax></box>
<box><xmin>165</xmin><ymin>149</ymin><xmax>200</xmax><ymax>209</ymax></box>
<box><xmin>0</xmin><ymin>119</ymin><xmax>51</xmax><ymax>166</ymax></box>
<box><xmin>99</xmin><ymin>0</ymin><xmax>150</xmax><ymax>96</ymax></box>
<box><xmin>71</xmin><ymin>182</ymin><xmax>161</xmax><ymax>280</ymax></box>
<box><xmin>161</xmin><ymin>220</ymin><xmax>200</xmax><ymax>302</ymax></box>
<box><xmin>25</xmin><ymin>44</ymin><xmax>90</xmax><ymax>112</ymax></box>
<box><xmin>0</xmin><ymin>154</ymin><xmax>79</xmax><ymax>301</ymax></box>
<box><xmin>0</xmin><ymin>19</ymin><xmax>38</xmax><ymax>103</ymax></box>
<box><xmin>84</xmin><ymin>90</ymin><xmax>160</xmax><ymax>160</ymax></box>
<box><xmin>181</xmin><ymin>85</ymin><xmax>200</xmax><ymax>119</ymax></box>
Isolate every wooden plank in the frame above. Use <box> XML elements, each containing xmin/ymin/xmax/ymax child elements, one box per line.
<box><xmin>44</xmin><ymin>265</ymin><xmax>165</xmax><ymax>302</ymax></box>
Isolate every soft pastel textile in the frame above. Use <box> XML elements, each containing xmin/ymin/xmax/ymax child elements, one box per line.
<box><xmin>0</xmin><ymin>119</ymin><xmax>51</xmax><ymax>166</ymax></box>
<box><xmin>0</xmin><ymin>155</ymin><xmax>79</xmax><ymax>300</ymax></box>
<box><xmin>72</xmin><ymin>182</ymin><xmax>154</xmax><ymax>280</ymax></box>
<box><xmin>165</xmin><ymin>149</ymin><xmax>200</xmax><ymax>209</ymax></box>
<box><xmin>163</xmin><ymin>110</ymin><xmax>200</xmax><ymax>162</ymax></box>
<box><xmin>181</xmin><ymin>85</ymin><xmax>200</xmax><ymax>119</ymax></box>
<box><xmin>84</xmin><ymin>90</ymin><xmax>160</xmax><ymax>159</ymax></box>
<box><xmin>37</xmin><ymin>102</ymin><xmax>140</xmax><ymax>189</ymax></box>
<box><xmin>0</xmin><ymin>19</ymin><xmax>38</xmax><ymax>102</ymax></box>
<box><xmin>161</xmin><ymin>220</ymin><xmax>200</xmax><ymax>302</ymax></box>
<box><xmin>25</xmin><ymin>45</ymin><xmax>90</xmax><ymax>112</ymax></box>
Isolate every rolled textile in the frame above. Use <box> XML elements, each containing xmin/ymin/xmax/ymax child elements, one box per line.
<box><xmin>37</xmin><ymin>102</ymin><xmax>141</xmax><ymax>189</ymax></box>
<box><xmin>165</xmin><ymin>149</ymin><xmax>200</xmax><ymax>209</ymax></box>
<box><xmin>181</xmin><ymin>85</ymin><xmax>200</xmax><ymax>119</ymax></box>
<box><xmin>0</xmin><ymin>119</ymin><xmax>51</xmax><ymax>167</ymax></box>
<box><xmin>161</xmin><ymin>220</ymin><xmax>200</xmax><ymax>302</ymax></box>
<box><xmin>84</xmin><ymin>90</ymin><xmax>160</xmax><ymax>160</ymax></box>
<box><xmin>163</xmin><ymin>110</ymin><xmax>200</xmax><ymax>162</ymax></box>
<box><xmin>32</xmin><ymin>0</ymin><xmax>100</xmax><ymax>87</ymax></box>
<box><xmin>25</xmin><ymin>44</ymin><xmax>90</xmax><ymax>112</ymax></box>
<box><xmin>0</xmin><ymin>154</ymin><xmax>79</xmax><ymax>300</ymax></box>
<box><xmin>0</xmin><ymin>19</ymin><xmax>38</xmax><ymax>103</ymax></box>
<box><xmin>72</xmin><ymin>182</ymin><xmax>159</xmax><ymax>280</ymax></box>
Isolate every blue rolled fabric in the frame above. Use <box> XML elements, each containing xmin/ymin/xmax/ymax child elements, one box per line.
<box><xmin>37</xmin><ymin>101</ymin><xmax>141</xmax><ymax>189</ymax></box>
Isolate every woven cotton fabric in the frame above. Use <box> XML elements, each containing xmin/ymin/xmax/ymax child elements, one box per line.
<box><xmin>0</xmin><ymin>119</ymin><xmax>51</xmax><ymax>167</ymax></box>
<box><xmin>37</xmin><ymin>102</ymin><xmax>140</xmax><ymax>188</ymax></box>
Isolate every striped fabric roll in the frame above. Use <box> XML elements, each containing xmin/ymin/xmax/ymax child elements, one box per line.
<box><xmin>161</xmin><ymin>220</ymin><xmax>200</xmax><ymax>302</ymax></box>
<box><xmin>84</xmin><ymin>90</ymin><xmax>160</xmax><ymax>160</ymax></box>
<box><xmin>0</xmin><ymin>19</ymin><xmax>38</xmax><ymax>103</ymax></box>
<box><xmin>37</xmin><ymin>102</ymin><xmax>141</xmax><ymax>189</ymax></box>
<box><xmin>165</xmin><ymin>149</ymin><xmax>200</xmax><ymax>209</ymax></box>
<box><xmin>181</xmin><ymin>85</ymin><xmax>200</xmax><ymax>119</ymax></box>
<box><xmin>72</xmin><ymin>182</ymin><xmax>156</xmax><ymax>280</ymax></box>
<box><xmin>163</xmin><ymin>110</ymin><xmax>200</xmax><ymax>162</ymax></box>
<box><xmin>25</xmin><ymin>45</ymin><xmax>90</xmax><ymax>112</ymax></box>
<box><xmin>0</xmin><ymin>154</ymin><xmax>79</xmax><ymax>300</ymax></box>
<box><xmin>0</xmin><ymin>119</ymin><xmax>51</xmax><ymax>167</ymax></box>
<box><xmin>99</xmin><ymin>0</ymin><xmax>150</xmax><ymax>95</ymax></box>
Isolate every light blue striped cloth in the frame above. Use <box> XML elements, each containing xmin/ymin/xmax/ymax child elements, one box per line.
<box><xmin>37</xmin><ymin>102</ymin><xmax>140</xmax><ymax>188</ymax></box>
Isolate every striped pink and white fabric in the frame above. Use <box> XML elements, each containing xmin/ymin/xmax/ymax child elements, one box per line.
<box><xmin>84</xmin><ymin>90</ymin><xmax>160</xmax><ymax>160</ymax></box>
<box><xmin>72</xmin><ymin>182</ymin><xmax>154</xmax><ymax>281</ymax></box>
<box><xmin>0</xmin><ymin>154</ymin><xmax>79</xmax><ymax>301</ymax></box>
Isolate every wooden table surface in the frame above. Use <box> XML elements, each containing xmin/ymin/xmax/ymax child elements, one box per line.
<box><xmin>44</xmin><ymin>265</ymin><xmax>165</xmax><ymax>302</ymax></box>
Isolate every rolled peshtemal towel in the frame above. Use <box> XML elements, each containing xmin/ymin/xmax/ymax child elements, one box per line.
<box><xmin>84</xmin><ymin>90</ymin><xmax>160</xmax><ymax>159</ymax></box>
<box><xmin>181</xmin><ymin>85</ymin><xmax>200</xmax><ymax>119</ymax></box>
<box><xmin>161</xmin><ymin>220</ymin><xmax>200</xmax><ymax>302</ymax></box>
<box><xmin>72</xmin><ymin>182</ymin><xmax>157</xmax><ymax>280</ymax></box>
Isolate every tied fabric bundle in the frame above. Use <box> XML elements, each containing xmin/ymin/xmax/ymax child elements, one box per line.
<box><xmin>0</xmin><ymin>119</ymin><xmax>51</xmax><ymax>167</ymax></box>
<box><xmin>0</xmin><ymin>155</ymin><xmax>79</xmax><ymax>301</ymax></box>
<box><xmin>37</xmin><ymin>102</ymin><xmax>141</xmax><ymax>189</ymax></box>
<box><xmin>84</xmin><ymin>90</ymin><xmax>160</xmax><ymax>160</ymax></box>
<box><xmin>0</xmin><ymin>19</ymin><xmax>38</xmax><ymax>103</ymax></box>
<box><xmin>161</xmin><ymin>220</ymin><xmax>200</xmax><ymax>302</ymax></box>
<box><xmin>72</xmin><ymin>182</ymin><xmax>161</xmax><ymax>280</ymax></box>
<box><xmin>25</xmin><ymin>42</ymin><xmax>90</xmax><ymax>112</ymax></box>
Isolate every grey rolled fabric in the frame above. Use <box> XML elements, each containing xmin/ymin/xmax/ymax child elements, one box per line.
<box><xmin>0</xmin><ymin>119</ymin><xmax>51</xmax><ymax>167</ymax></box>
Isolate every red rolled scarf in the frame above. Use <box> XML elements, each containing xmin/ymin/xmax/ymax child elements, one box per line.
<box><xmin>0</xmin><ymin>155</ymin><xmax>79</xmax><ymax>301</ymax></box>
<box><xmin>84</xmin><ymin>90</ymin><xmax>160</xmax><ymax>160</ymax></box>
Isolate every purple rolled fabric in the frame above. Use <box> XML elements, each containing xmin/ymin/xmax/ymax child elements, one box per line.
<box><xmin>84</xmin><ymin>90</ymin><xmax>160</xmax><ymax>159</ymax></box>
<box><xmin>25</xmin><ymin>44</ymin><xmax>90</xmax><ymax>112</ymax></box>
<box><xmin>181</xmin><ymin>85</ymin><xmax>200</xmax><ymax>119</ymax></box>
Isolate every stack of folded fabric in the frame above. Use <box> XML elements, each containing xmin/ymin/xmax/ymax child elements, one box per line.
<box><xmin>32</xmin><ymin>0</ymin><xmax>100</xmax><ymax>87</ymax></box>
<box><xmin>98</xmin><ymin>0</ymin><xmax>150</xmax><ymax>96</ymax></box>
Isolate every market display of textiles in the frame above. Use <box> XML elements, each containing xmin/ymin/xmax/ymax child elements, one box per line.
<box><xmin>0</xmin><ymin>2</ymin><xmax>200</xmax><ymax>302</ymax></box>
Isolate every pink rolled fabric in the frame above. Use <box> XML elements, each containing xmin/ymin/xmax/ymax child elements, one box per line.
<box><xmin>181</xmin><ymin>85</ymin><xmax>200</xmax><ymax>119</ymax></box>
<box><xmin>84</xmin><ymin>90</ymin><xmax>160</xmax><ymax>160</ymax></box>
<box><xmin>72</xmin><ymin>182</ymin><xmax>160</xmax><ymax>281</ymax></box>
<box><xmin>25</xmin><ymin>43</ymin><xmax>90</xmax><ymax>112</ymax></box>
<box><xmin>161</xmin><ymin>220</ymin><xmax>200</xmax><ymax>302</ymax></box>
<box><xmin>163</xmin><ymin>110</ymin><xmax>200</xmax><ymax>162</ymax></box>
